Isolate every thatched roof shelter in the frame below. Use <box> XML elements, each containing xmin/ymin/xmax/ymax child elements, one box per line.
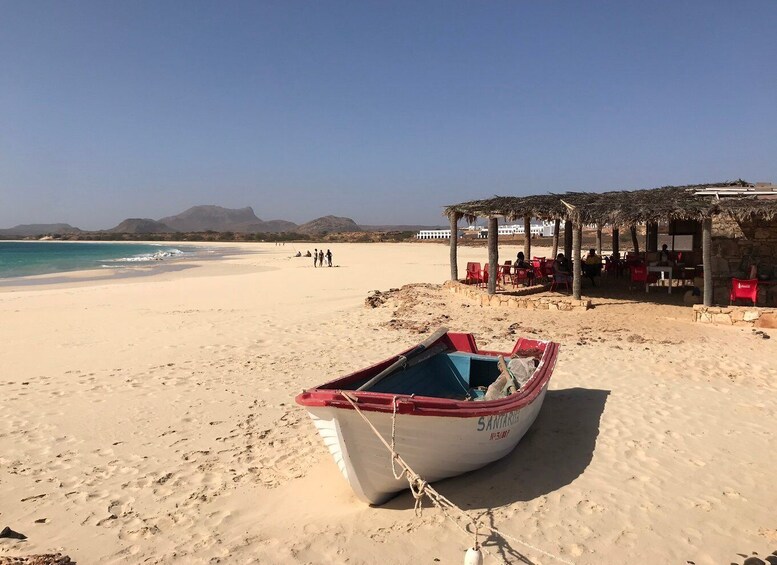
<box><xmin>444</xmin><ymin>179</ymin><xmax>777</xmax><ymax>306</ymax></box>
<box><xmin>444</xmin><ymin>180</ymin><xmax>777</xmax><ymax>225</ymax></box>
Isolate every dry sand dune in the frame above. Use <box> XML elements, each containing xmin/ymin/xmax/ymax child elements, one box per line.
<box><xmin>0</xmin><ymin>242</ymin><xmax>775</xmax><ymax>564</ymax></box>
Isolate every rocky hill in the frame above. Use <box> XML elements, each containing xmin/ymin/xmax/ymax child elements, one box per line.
<box><xmin>107</xmin><ymin>219</ymin><xmax>176</xmax><ymax>234</ymax></box>
<box><xmin>0</xmin><ymin>223</ymin><xmax>82</xmax><ymax>237</ymax></box>
<box><xmin>159</xmin><ymin>206</ymin><xmax>262</xmax><ymax>233</ymax></box>
<box><xmin>233</xmin><ymin>219</ymin><xmax>299</xmax><ymax>233</ymax></box>
<box><xmin>297</xmin><ymin>215</ymin><xmax>361</xmax><ymax>236</ymax></box>
<box><xmin>1</xmin><ymin>208</ymin><xmax>427</xmax><ymax>238</ymax></box>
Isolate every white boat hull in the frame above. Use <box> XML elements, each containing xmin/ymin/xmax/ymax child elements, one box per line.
<box><xmin>306</xmin><ymin>383</ymin><xmax>549</xmax><ymax>505</ymax></box>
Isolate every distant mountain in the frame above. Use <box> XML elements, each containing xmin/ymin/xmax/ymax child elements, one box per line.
<box><xmin>0</xmin><ymin>223</ymin><xmax>82</xmax><ymax>237</ymax></box>
<box><xmin>108</xmin><ymin>219</ymin><xmax>176</xmax><ymax>234</ymax></box>
<box><xmin>233</xmin><ymin>219</ymin><xmax>299</xmax><ymax>233</ymax></box>
<box><xmin>297</xmin><ymin>215</ymin><xmax>361</xmax><ymax>236</ymax></box>
<box><xmin>1</xmin><ymin>208</ymin><xmax>432</xmax><ymax>238</ymax></box>
<box><xmin>159</xmin><ymin>205</ymin><xmax>261</xmax><ymax>232</ymax></box>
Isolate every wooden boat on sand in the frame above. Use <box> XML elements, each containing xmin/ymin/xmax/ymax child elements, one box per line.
<box><xmin>296</xmin><ymin>329</ymin><xmax>560</xmax><ymax>505</ymax></box>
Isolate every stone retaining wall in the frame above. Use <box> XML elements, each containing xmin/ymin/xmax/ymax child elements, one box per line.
<box><xmin>443</xmin><ymin>280</ymin><xmax>592</xmax><ymax>311</ymax></box>
<box><xmin>692</xmin><ymin>305</ymin><xmax>777</xmax><ymax>328</ymax></box>
<box><xmin>712</xmin><ymin>215</ymin><xmax>777</xmax><ymax>280</ymax></box>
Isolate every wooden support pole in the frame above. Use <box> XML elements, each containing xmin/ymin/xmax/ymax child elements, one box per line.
<box><xmin>647</xmin><ymin>222</ymin><xmax>658</xmax><ymax>252</ymax></box>
<box><xmin>612</xmin><ymin>227</ymin><xmax>620</xmax><ymax>257</ymax></box>
<box><xmin>596</xmin><ymin>225</ymin><xmax>603</xmax><ymax>256</ymax></box>
<box><xmin>630</xmin><ymin>225</ymin><xmax>640</xmax><ymax>253</ymax></box>
<box><xmin>564</xmin><ymin>220</ymin><xmax>573</xmax><ymax>259</ymax></box>
<box><xmin>572</xmin><ymin>223</ymin><xmax>583</xmax><ymax>300</ymax></box>
<box><xmin>487</xmin><ymin>216</ymin><xmax>498</xmax><ymax>295</ymax></box>
<box><xmin>449</xmin><ymin>213</ymin><xmax>459</xmax><ymax>281</ymax></box>
<box><xmin>702</xmin><ymin>217</ymin><xmax>713</xmax><ymax>306</ymax></box>
<box><xmin>551</xmin><ymin>219</ymin><xmax>561</xmax><ymax>259</ymax></box>
<box><xmin>523</xmin><ymin>216</ymin><xmax>532</xmax><ymax>259</ymax></box>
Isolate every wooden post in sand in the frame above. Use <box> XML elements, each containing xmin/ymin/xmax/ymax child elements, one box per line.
<box><xmin>564</xmin><ymin>220</ymin><xmax>573</xmax><ymax>259</ymax></box>
<box><xmin>523</xmin><ymin>216</ymin><xmax>532</xmax><ymax>259</ymax></box>
<box><xmin>551</xmin><ymin>219</ymin><xmax>561</xmax><ymax>259</ymax></box>
<box><xmin>702</xmin><ymin>217</ymin><xmax>713</xmax><ymax>306</ymax></box>
<box><xmin>612</xmin><ymin>227</ymin><xmax>620</xmax><ymax>257</ymax></box>
<box><xmin>596</xmin><ymin>225</ymin><xmax>603</xmax><ymax>256</ymax></box>
<box><xmin>572</xmin><ymin>222</ymin><xmax>583</xmax><ymax>300</ymax></box>
<box><xmin>630</xmin><ymin>225</ymin><xmax>640</xmax><ymax>254</ymax></box>
<box><xmin>487</xmin><ymin>217</ymin><xmax>499</xmax><ymax>295</ymax></box>
<box><xmin>449</xmin><ymin>213</ymin><xmax>459</xmax><ymax>281</ymax></box>
<box><xmin>647</xmin><ymin>222</ymin><xmax>658</xmax><ymax>252</ymax></box>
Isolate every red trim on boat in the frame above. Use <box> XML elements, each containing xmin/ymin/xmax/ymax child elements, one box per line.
<box><xmin>295</xmin><ymin>333</ymin><xmax>559</xmax><ymax>418</ymax></box>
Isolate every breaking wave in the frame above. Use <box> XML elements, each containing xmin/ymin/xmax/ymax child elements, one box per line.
<box><xmin>106</xmin><ymin>248</ymin><xmax>186</xmax><ymax>263</ymax></box>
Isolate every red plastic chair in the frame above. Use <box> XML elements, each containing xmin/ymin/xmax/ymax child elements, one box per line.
<box><xmin>481</xmin><ymin>264</ymin><xmax>490</xmax><ymax>288</ymax></box>
<box><xmin>531</xmin><ymin>259</ymin><xmax>545</xmax><ymax>281</ymax></box>
<box><xmin>549</xmin><ymin>261</ymin><xmax>571</xmax><ymax>293</ymax></box>
<box><xmin>604</xmin><ymin>256</ymin><xmax>624</xmax><ymax>277</ymax></box>
<box><xmin>512</xmin><ymin>267</ymin><xmax>530</xmax><ymax>287</ymax></box>
<box><xmin>498</xmin><ymin>262</ymin><xmax>513</xmax><ymax>286</ymax></box>
<box><xmin>730</xmin><ymin>278</ymin><xmax>758</xmax><ymax>306</ymax></box>
<box><xmin>465</xmin><ymin>262</ymin><xmax>482</xmax><ymax>285</ymax></box>
<box><xmin>630</xmin><ymin>264</ymin><xmax>658</xmax><ymax>292</ymax></box>
<box><xmin>542</xmin><ymin>261</ymin><xmax>555</xmax><ymax>280</ymax></box>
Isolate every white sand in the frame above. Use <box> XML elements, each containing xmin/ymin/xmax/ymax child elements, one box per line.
<box><xmin>0</xmin><ymin>242</ymin><xmax>775</xmax><ymax>564</ymax></box>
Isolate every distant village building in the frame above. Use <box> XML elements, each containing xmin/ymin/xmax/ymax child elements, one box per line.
<box><xmin>476</xmin><ymin>219</ymin><xmax>555</xmax><ymax>238</ymax></box>
<box><xmin>416</xmin><ymin>229</ymin><xmax>464</xmax><ymax>240</ymax></box>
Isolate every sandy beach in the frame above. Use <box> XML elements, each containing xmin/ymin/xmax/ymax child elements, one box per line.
<box><xmin>1</xmin><ymin>242</ymin><xmax>775</xmax><ymax>565</ymax></box>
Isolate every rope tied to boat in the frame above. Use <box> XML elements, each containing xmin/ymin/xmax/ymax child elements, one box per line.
<box><xmin>340</xmin><ymin>390</ymin><xmax>574</xmax><ymax>565</ymax></box>
<box><xmin>389</xmin><ymin>396</ymin><xmax>429</xmax><ymax>514</ymax></box>
<box><xmin>389</xmin><ymin>396</ymin><xmax>404</xmax><ymax>481</ymax></box>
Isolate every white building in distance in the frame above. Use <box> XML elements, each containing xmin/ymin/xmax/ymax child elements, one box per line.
<box><xmin>476</xmin><ymin>220</ymin><xmax>555</xmax><ymax>238</ymax></box>
<box><xmin>416</xmin><ymin>229</ymin><xmax>465</xmax><ymax>240</ymax></box>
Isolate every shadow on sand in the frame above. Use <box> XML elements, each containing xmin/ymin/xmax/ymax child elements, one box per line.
<box><xmin>383</xmin><ymin>387</ymin><xmax>610</xmax><ymax>563</ymax></box>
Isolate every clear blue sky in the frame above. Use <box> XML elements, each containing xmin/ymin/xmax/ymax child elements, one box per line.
<box><xmin>1</xmin><ymin>1</ymin><xmax>776</xmax><ymax>229</ymax></box>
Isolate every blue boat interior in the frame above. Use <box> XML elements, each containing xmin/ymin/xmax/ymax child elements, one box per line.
<box><xmin>348</xmin><ymin>352</ymin><xmax>503</xmax><ymax>400</ymax></box>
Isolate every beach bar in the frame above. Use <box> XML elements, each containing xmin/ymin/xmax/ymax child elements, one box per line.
<box><xmin>445</xmin><ymin>181</ymin><xmax>777</xmax><ymax>308</ymax></box>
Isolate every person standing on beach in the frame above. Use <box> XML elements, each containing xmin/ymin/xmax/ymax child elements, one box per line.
<box><xmin>326</xmin><ymin>249</ymin><xmax>332</xmax><ymax>267</ymax></box>
<box><xmin>313</xmin><ymin>248</ymin><xmax>318</xmax><ymax>268</ymax></box>
<box><xmin>318</xmin><ymin>249</ymin><xmax>324</xmax><ymax>267</ymax></box>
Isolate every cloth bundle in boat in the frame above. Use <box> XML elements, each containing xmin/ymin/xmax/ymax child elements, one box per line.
<box><xmin>482</xmin><ymin>356</ymin><xmax>536</xmax><ymax>401</ymax></box>
<box><xmin>507</xmin><ymin>357</ymin><xmax>536</xmax><ymax>388</ymax></box>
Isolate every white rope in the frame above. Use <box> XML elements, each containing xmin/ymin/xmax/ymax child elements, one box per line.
<box><xmin>389</xmin><ymin>396</ymin><xmax>404</xmax><ymax>481</ymax></box>
<box><xmin>341</xmin><ymin>391</ymin><xmax>574</xmax><ymax>565</ymax></box>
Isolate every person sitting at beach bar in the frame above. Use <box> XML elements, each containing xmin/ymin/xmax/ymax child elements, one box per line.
<box><xmin>582</xmin><ymin>248</ymin><xmax>602</xmax><ymax>285</ymax></box>
<box><xmin>514</xmin><ymin>251</ymin><xmax>534</xmax><ymax>285</ymax></box>
<box><xmin>658</xmin><ymin>244</ymin><xmax>672</xmax><ymax>266</ymax></box>
<box><xmin>553</xmin><ymin>253</ymin><xmax>572</xmax><ymax>284</ymax></box>
<box><xmin>515</xmin><ymin>251</ymin><xmax>531</xmax><ymax>269</ymax></box>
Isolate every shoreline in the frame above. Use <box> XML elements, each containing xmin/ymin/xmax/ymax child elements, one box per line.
<box><xmin>0</xmin><ymin>242</ymin><xmax>248</xmax><ymax>288</ymax></box>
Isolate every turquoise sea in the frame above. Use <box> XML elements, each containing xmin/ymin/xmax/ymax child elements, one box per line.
<box><xmin>0</xmin><ymin>241</ymin><xmax>198</xmax><ymax>279</ymax></box>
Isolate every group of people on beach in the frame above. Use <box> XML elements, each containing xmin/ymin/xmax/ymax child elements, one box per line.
<box><xmin>514</xmin><ymin>249</ymin><xmax>604</xmax><ymax>286</ymax></box>
<box><xmin>311</xmin><ymin>248</ymin><xmax>333</xmax><ymax>268</ymax></box>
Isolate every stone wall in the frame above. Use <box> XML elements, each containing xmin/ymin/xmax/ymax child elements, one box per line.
<box><xmin>693</xmin><ymin>304</ymin><xmax>777</xmax><ymax>328</ymax></box>
<box><xmin>708</xmin><ymin>215</ymin><xmax>777</xmax><ymax>305</ymax></box>
<box><xmin>712</xmin><ymin>215</ymin><xmax>777</xmax><ymax>279</ymax></box>
<box><xmin>443</xmin><ymin>280</ymin><xmax>592</xmax><ymax>311</ymax></box>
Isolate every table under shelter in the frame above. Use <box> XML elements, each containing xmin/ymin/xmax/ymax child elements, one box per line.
<box><xmin>444</xmin><ymin>180</ymin><xmax>777</xmax><ymax>306</ymax></box>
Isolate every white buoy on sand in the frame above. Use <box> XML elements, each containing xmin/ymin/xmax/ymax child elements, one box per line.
<box><xmin>464</xmin><ymin>547</ymin><xmax>483</xmax><ymax>565</ymax></box>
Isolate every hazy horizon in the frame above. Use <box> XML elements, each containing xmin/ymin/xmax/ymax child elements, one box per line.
<box><xmin>2</xmin><ymin>1</ymin><xmax>776</xmax><ymax>230</ymax></box>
